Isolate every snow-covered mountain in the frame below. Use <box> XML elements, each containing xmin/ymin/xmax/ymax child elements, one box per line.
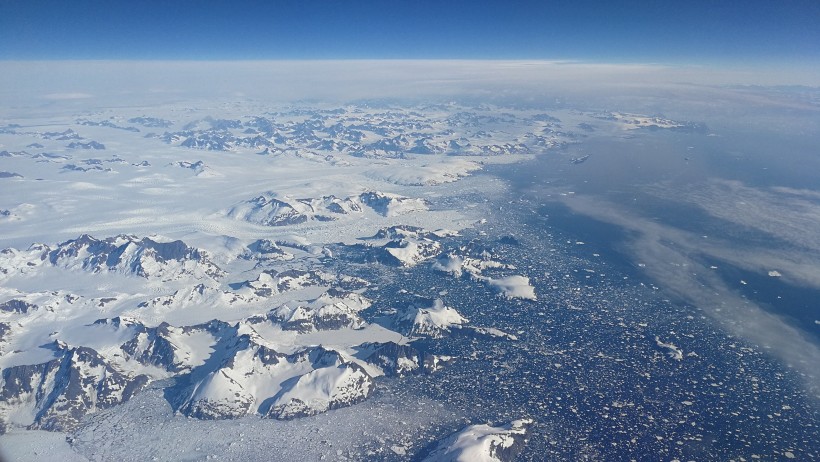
<box><xmin>137</xmin><ymin>281</ymin><xmax>262</xmax><ymax>311</ymax></box>
<box><xmin>355</xmin><ymin>341</ymin><xmax>454</xmax><ymax>377</ymax></box>
<box><xmin>238</xmin><ymin>268</ymin><xmax>335</xmax><ymax>297</ymax></box>
<box><xmin>358</xmin><ymin>191</ymin><xmax>428</xmax><ymax>216</ymax></box>
<box><xmin>241</xmin><ymin>239</ymin><xmax>294</xmax><ymax>261</ymax></box>
<box><xmin>228</xmin><ymin>191</ymin><xmax>426</xmax><ymax>227</ymax></box>
<box><xmin>391</xmin><ymin>297</ymin><xmax>468</xmax><ymax>339</ymax></box>
<box><xmin>0</xmin><ymin>234</ymin><xmax>224</xmax><ymax>282</ymax></box>
<box><xmin>116</xmin><ymin>318</ymin><xmax>234</xmax><ymax>373</ymax></box>
<box><xmin>422</xmin><ymin>419</ymin><xmax>533</xmax><ymax>462</ymax></box>
<box><xmin>176</xmin><ymin>334</ymin><xmax>373</xmax><ymax>420</ymax></box>
<box><xmin>254</xmin><ymin>289</ymin><xmax>372</xmax><ymax>333</ymax></box>
<box><xmin>433</xmin><ymin>247</ymin><xmax>536</xmax><ymax>300</ymax></box>
<box><xmin>229</xmin><ymin>194</ymin><xmax>361</xmax><ymax>226</ymax></box>
<box><xmin>0</xmin><ymin>341</ymin><xmax>150</xmax><ymax>433</ymax></box>
<box><xmin>354</xmin><ymin>225</ymin><xmax>446</xmax><ymax>267</ymax></box>
<box><xmin>265</xmin><ymin>361</ymin><xmax>374</xmax><ymax>420</ymax></box>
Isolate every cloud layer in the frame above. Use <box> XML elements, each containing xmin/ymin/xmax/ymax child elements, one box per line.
<box><xmin>2</xmin><ymin>60</ymin><xmax>819</xmax><ymax>112</ymax></box>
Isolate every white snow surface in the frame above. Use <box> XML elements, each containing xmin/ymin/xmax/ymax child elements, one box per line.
<box><xmin>0</xmin><ymin>428</ymin><xmax>87</xmax><ymax>462</ymax></box>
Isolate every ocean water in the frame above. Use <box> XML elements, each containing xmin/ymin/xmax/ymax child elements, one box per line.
<box><xmin>495</xmin><ymin>119</ymin><xmax>820</xmax><ymax>342</ymax></box>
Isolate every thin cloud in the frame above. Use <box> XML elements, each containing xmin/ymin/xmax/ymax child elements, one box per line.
<box><xmin>42</xmin><ymin>92</ymin><xmax>93</xmax><ymax>100</ymax></box>
<box><xmin>551</xmin><ymin>192</ymin><xmax>820</xmax><ymax>394</ymax></box>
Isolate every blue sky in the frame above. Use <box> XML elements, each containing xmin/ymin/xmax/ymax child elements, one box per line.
<box><xmin>1</xmin><ymin>0</ymin><xmax>819</xmax><ymax>65</ymax></box>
